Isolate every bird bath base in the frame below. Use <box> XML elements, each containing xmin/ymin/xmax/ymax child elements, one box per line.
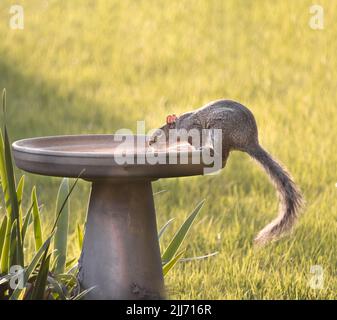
<box><xmin>12</xmin><ymin>134</ymin><xmax>213</xmax><ymax>299</ymax></box>
<box><xmin>78</xmin><ymin>179</ymin><xmax>164</xmax><ymax>299</ymax></box>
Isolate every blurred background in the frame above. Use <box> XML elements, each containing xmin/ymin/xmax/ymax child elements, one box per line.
<box><xmin>0</xmin><ymin>0</ymin><xmax>336</xmax><ymax>299</ymax></box>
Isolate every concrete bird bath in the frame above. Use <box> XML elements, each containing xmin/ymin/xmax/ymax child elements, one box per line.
<box><xmin>12</xmin><ymin>134</ymin><xmax>215</xmax><ymax>299</ymax></box>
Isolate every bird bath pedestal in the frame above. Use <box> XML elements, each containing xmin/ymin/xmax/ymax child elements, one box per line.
<box><xmin>12</xmin><ymin>134</ymin><xmax>214</xmax><ymax>300</ymax></box>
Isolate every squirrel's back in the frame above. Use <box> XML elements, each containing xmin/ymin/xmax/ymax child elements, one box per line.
<box><xmin>195</xmin><ymin>99</ymin><xmax>259</xmax><ymax>150</ymax></box>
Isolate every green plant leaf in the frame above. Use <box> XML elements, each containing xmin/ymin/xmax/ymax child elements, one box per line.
<box><xmin>153</xmin><ymin>189</ymin><xmax>167</xmax><ymax>196</ymax></box>
<box><xmin>163</xmin><ymin>249</ymin><xmax>185</xmax><ymax>276</ymax></box>
<box><xmin>9</xmin><ymin>169</ymin><xmax>82</xmax><ymax>300</ymax></box>
<box><xmin>0</xmin><ymin>89</ymin><xmax>24</xmax><ymax>268</ymax></box>
<box><xmin>72</xmin><ymin>286</ymin><xmax>96</xmax><ymax>300</ymax></box>
<box><xmin>180</xmin><ymin>251</ymin><xmax>219</xmax><ymax>262</ymax></box>
<box><xmin>31</xmin><ymin>252</ymin><xmax>52</xmax><ymax>300</ymax></box>
<box><xmin>16</xmin><ymin>175</ymin><xmax>25</xmax><ymax>229</ymax></box>
<box><xmin>51</xmin><ymin>171</ymin><xmax>84</xmax><ymax>234</ymax></box>
<box><xmin>66</xmin><ymin>262</ymin><xmax>78</xmax><ymax>276</ymax></box>
<box><xmin>53</xmin><ymin>178</ymin><xmax>69</xmax><ymax>274</ymax></box>
<box><xmin>50</xmin><ymin>254</ymin><xmax>60</xmax><ymax>273</ymax></box>
<box><xmin>26</xmin><ymin>236</ymin><xmax>53</xmax><ymax>280</ymax></box>
<box><xmin>56</xmin><ymin>272</ymin><xmax>79</xmax><ymax>296</ymax></box>
<box><xmin>77</xmin><ymin>223</ymin><xmax>83</xmax><ymax>250</ymax></box>
<box><xmin>0</xmin><ymin>215</ymin><xmax>7</xmax><ymax>264</ymax></box>
<box><xmin>3</xmin><ymin>127</ymin><xmax>24</xmax><ymax>267</ymax></box>
<box><xmin>8</xmin><ymin>219</ymin><xmax>17</xmax><ymax>270</ymax></box>
<box><xmin>0</xmin><ymin>93</ymin><xmax>11</xmax><ymax>272</ymax></box>
<box><xmin>161</xmin><ymin>200</ymin><xmax>205</xmax><ymax>265</ymax></box>
<box><xmin>0</xmin><ymin>213</ymin><xmax>11</xmax><ymax>273</ymax></box>
<box><xmin>31</xmin><ymin>187</ymin><xmax>43</xmax><ymax>250</ymax></box>
<box><xmin>158</xmin><ymin>218</ymin><xmax>174</xmax><ymax>239</ymax></box>
<box><xmin>47</xmin><ymin>275</ymin><xmax>67</xmax><ymax>300</ymax></box>
<box><xmin>21</xmin><ymin>203</ymin><xmax>33</xmax><ymax>243</ymax></box>
<box><xmin>0</xmin><ymin>104</ymin><xmax>24</xmax><ymax>269</ymax></box>
<box><xmin>65</xmin><ymin>257</ymin><xmax>77</xmax><ymax>270</ymax></box>
<box><xmin>56</xmin><ymin>273</ymin><xmax>78</xmax><ymax>286</ymax></box>
<box><xmin>10</xmin><ymin>234</ymin><xmax>53</xmax><ymax>300</ymax></box>
<box><xmin>0</xmin><ymin>273</ymin><xmax>11</xmax><ymax>285</ymax></box>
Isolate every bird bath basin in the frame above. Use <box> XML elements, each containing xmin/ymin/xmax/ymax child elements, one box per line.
<box><xmin>12</xmin><ymin>134</ymin><xmax>214</xmax><ymax>299</ymax></box>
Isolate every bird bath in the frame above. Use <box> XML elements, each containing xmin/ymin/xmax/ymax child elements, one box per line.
<box><xmin>12</xmin><ymin>134</ymin><xmax>214</xmax><ymax>299</ymax></box>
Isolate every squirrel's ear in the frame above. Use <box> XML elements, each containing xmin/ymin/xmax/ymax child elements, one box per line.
<box><xmin>166</xmin><ymin>114</ymin><xmax>177</xmax><ymax>124</ymax></box>
<box><xmin>166</xmin><ymin>115</ymin><xmax>171</xmax><ymax>124</ymax></box>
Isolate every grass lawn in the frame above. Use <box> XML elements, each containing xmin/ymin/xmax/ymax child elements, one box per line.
<box><xmin>0</xmin><ymin>0</ymin><xmax>336</xmax><ymax>299</ymax></box>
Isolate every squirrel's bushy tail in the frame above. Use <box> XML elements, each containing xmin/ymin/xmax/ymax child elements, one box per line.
<box><xmin>246</xmin><ymin>144</ymin><xmax>303</xmax><ymax>246</ymax></box>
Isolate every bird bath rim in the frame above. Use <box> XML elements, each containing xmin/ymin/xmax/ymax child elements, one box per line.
<box><xmin>12</xmin><ymin>134</ymin><xmax>203</xmax><ymax>158</ymax></box>
<box><xmin>12</xmin><ymin>134</ymin><xmax>216</xmax><ymax>180</ymax></box>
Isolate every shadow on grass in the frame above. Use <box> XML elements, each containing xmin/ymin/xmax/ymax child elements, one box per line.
<box><xmin>0</xmin><ymin>58</ymin><xmax>129</xmax><ymax>140</ymax></box>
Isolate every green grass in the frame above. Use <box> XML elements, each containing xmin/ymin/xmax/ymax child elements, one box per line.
<box><xmin>0</xmin><ymin>0</ymin><xmax>336</xmax><ymax>299</ymax></box>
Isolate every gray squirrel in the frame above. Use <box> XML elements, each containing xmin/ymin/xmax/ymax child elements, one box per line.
<box><xmin>149</xmin><ymin>99</ymin><xmax>303</xmax><ymax>245</ymax></box>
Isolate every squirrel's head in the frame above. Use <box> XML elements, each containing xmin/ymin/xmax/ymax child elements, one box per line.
<box><xmin>148</xmin><ymin>114</ymin><xmax>177</xmax><ymax>146</ymax></box>
<box><xmin>148</xmin><ymin>112</ymin><xmax>194</xmax><ymax>146</ymax></box>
